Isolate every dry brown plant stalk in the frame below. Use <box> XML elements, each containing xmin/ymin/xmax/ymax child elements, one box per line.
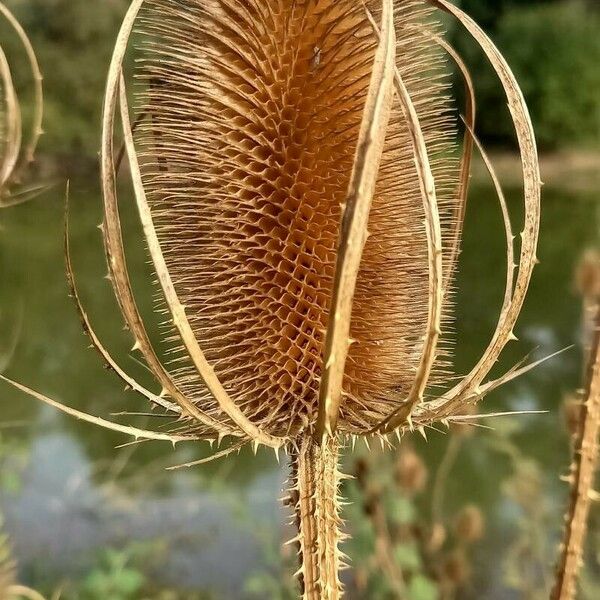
<box><xmin>1</xmin><ymin>1</ymin><xmax>542</xmax><ymax>597</ymax></box>
<box><xmin>552</xmin><ymin>251</ymin><xmax>600</xmax><ymax>600</ymax></box>
<box><xmin>0</xmin><ymin>7</ymin><xmax>46</xmax><ymax>597</ymax></box>
<box><xmin>0</xmin><ymin>1</ymin><xmax>43</xmax><ymax>207</ymax></box>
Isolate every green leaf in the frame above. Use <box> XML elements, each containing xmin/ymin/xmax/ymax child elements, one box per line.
<box><xmin>115</xmin><ymin>568</ymin><xmax>145</xmax><ymax>596</ymax></box>
<box><xmin>408</xmin><ymin>575</ymin><xmax>439</xmax><ymax>600</ymax></box>
<box><xmin>387</xmin><ymin>495</ymin><xmax>415</xmax><ymax>525</ymax></box>
<box><xmin>393</xmin><ymin>543</ymin><xmax>422</xmax><ymax>571</ymax></box>
<box><xmin>0</xmin><ymin>470</ymin><xmax>22</xmax><ymax>494</ymax></box>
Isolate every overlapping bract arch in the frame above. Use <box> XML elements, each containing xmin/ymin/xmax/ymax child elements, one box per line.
<box><xmin>3</xmin><ymin>0</ymin><xmax>541</xmax><ymax>457</ymax></box>
<box><xmin>0</xmin><ymin>3</ymin><xmax>544</xmax><ymax>597</ymax></box>
<box><xmin>104</xmin><ymin>0</ymin><xmax>463</xmax><ymax>444</ymax></box>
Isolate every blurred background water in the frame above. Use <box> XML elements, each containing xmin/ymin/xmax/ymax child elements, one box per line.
<box><xmin>0</xmin><ymin>0</ymin><xmax>599</xmax><ymax>598</ymax></box>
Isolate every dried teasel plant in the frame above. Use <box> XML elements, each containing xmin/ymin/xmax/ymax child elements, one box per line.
<box><xmin>0</xmin><ymin>2</ymin><xmax>42</xmax><ymax>392</ymax></box>
<box><xmin>351</xmin><ymin>434</ymin><xmax>485</xmax><ymax>596</ymax></box>
<box><xmin>0</xmin><ymin>8</ymin><xmax>45</xmax><ymax>593</ymax></box>
<box><xmin>1</xmin><ymin>0</ymin><xmax>544</xmax><ymax>597</ymax></box>
<box><xmin>0</xmin><ymin>1</ymin><xmax>43</xmax><ymax>207</ymax></box>
<box><xmin>552</xmin><ymin>250</ymin><xmax>600</xmax><ymax>600</ymax></box>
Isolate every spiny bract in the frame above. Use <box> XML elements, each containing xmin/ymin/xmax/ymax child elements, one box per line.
<box><xmin>134</xmin><ymin>0</ymin><xmax>459</xmax><ymax>437</ymax></box>
<box><xmin>1</xmin><ymin>1</ymin><xmax>541</xmax><ymax>598</ymax></box>
<box><xmin>3</xmin><ymin>0</ymin><xmax>542</xmax><ymax>463</ymax></box>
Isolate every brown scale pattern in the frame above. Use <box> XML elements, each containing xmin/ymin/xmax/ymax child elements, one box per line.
<box><xmin>134</xmin><ymin>0</ymin><xmax>460</xmax><ymax>436</ymax></box>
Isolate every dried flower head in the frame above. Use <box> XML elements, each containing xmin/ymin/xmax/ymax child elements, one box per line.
<box><xmin>2</xmin><ymin>1</ymin><xmax>542</xmax><ymax>597</ymax></box>
<box><xmin>453</xmin><ymin>504</ymin><xmax>485</xmax><ymax>544</ymax></box>
<box><xmin>441</xmin><ymin>548</ymin><xmax>471</xmax><ymax>587</ymax></box>
<box><xmin>43</xmin><ymin>0</ymin><xmax>540</xmax><ymax>445</ymax></box>
<box><xmin>0</xmin><ymin>2</ymin><xmax>43</xmax><ymax>206</ymax></box>
<box><xmin>395</xmin><ymin>447</ymin><xmax>428</xmax><ymax>494</ymax></box>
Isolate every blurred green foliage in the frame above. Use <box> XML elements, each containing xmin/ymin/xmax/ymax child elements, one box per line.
<box><xmin>455</xmin><ymin>0</ymin><xmax>600</xmax><ymax>149</ymax></box>
<box><xmin>0</xmin><ymin>0</ymin><xmax>598</xmax><ymax>155</ymax></box>
<box><xmin>1</xmin><ymin>0</ymin><xmax>128</xmax><ymax>157</ymax></box>
<box><xmin>78</xmin><ymin>549</ymin><xmax>145</xmax><ymax>600</ymax></box>
<box><xmin>459</xmin><ymin>0</ymin><xmax>555</xmax><ymax>29</ymax></box>
<box><xmin>39</xmin><ymin>544</ymin><xmax>216</xmax><ymax>600</ymax></box>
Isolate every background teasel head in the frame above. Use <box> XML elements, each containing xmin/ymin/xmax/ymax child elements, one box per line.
<box><xmin>2</xmin><ymin>0</ymin><xmax>542</xmax><ymax>597</ymax></box>
<box><xmin>0</xmin><ymin>1</ymin><xmax>43</xmax><ymax>207</ymax></box>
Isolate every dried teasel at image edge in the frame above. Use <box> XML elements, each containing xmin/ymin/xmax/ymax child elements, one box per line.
<box><xmin>0</xmin><ymin>2</ymin><xmax>41</xmax><ymax>377</ymax></box>
<box><xmin>0</xmin><ymin>6</ymin><xmax>46</xmax><ymax>600</ymax></box>
<box><xmin>0</xmin><ymin>0</ymin><xmax>547</xmax><ymax>597</ymax></box>
<box><xmin>0</xmin><ymin>1</ymin><xmax>43</xmax><ymax>207</ymax></box>
<box><xmin>551</xmin><ymin>251</ymin><xmax>600</xmax><ymax>600</ymax></box>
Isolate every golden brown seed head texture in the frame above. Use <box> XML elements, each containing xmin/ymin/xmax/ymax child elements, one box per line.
<box><xmin>134</xmin><ymin>0</ymin><xmax>460</xmax><ymax>436</ymax></box>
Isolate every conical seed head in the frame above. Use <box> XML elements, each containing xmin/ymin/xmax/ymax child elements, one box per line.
<box><xmin>133</xmin><ymin>0</ymin><xmax>460</xmax><ymax>437</ymax></box>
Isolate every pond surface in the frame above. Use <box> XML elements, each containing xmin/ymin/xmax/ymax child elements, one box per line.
<box><xmin>0</xmin><ymin>169</ymin><xmax>598</xmax><ymax>598</ymax></box>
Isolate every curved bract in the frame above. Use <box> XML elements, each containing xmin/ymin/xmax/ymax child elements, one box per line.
<box><xmin>89</xmin><ymin>0</ymin><xmax>540</xmax><ymax>446</ymax></box>
<box><xmin>0</xmin><ymin>1</ymin><xmax>43</xmax><ymax>207</ymax></box>
<box><xmin>101</xmin><ymin>0</ymin><xmax>465</xmax><ymax>445</ymax></box>
<box><xmin>2</xmin><ymin>1</ymin><xmax>542</xmax><ymax>598</ymax></box>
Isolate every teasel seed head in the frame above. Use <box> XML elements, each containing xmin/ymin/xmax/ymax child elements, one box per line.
<box><xmin>363</xmin><ymin>484</ymin><xmax>383</xmax><ymax>518</ymax></box>
<box><xmin>427</xmin><ymin>522</ymin><xmax>447</xmax><ymax>554</ymax></box>
<box><xmin>441</xmin><ymin>549</ymin><xmax>471</xmax><ymax>587</ymax></box>
<box><xmin>124</xmin><ymin>0</ymin><xmax>461</xmax><ymax>441</ymax></box>
<box><xmin>395</xmin><ymin>446</ymin><xmax>428</xmax><ymax>495</ymax></box>
<box><xmin>0</xmin><ymin>2</ymin><xmax>543</xmax><ymax>597</ymax></box>
<box><xmin>60</xmin><ymin>0</ymin><xmax>538</xmax><ymax>451</ymax></box>
<box><xmin>2</xmin><ymin>0</ymin><xmax>542</xmax><ymax>457</ymax></box>
<box><xmin>453</xmin><ymin>504</ymin><xmax>485</xmax><ymax>544</ymax></box>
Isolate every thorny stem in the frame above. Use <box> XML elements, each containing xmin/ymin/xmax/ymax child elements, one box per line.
<box><xmin>289</xmin><ymin>435</ymin><xmax>344</xmax><ymax>600</ymax></box>
<box><xmin>551</xmin><ymin>295</ymin><xmax>600</xmax><ymax>599</ymax></box>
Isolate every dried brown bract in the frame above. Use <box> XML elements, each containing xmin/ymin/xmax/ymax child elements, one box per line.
<box><xmin>2</xmin><ymin>1</ymin><xmax>542</xmax><ymax>597</ymax></box>
<box><xmin>0</xmin><ymin>2</ymin><xmax>43</xmax><ymax>207</ymax></box>
<box><xmin>454</xmin><ymin>504</ymin><xmax>485</xmax><ymax>544</ymax></box>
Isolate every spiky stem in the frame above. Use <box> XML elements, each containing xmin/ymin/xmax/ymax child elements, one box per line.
<box><xmin>289</xmin><ymin>434</ymin><xmax>344</xmax><ymax>600</ymax></box>
<box><xmin>551</xmin><ymin>298</ymin><xmax>600</xmax><ymax>600</ymax></box>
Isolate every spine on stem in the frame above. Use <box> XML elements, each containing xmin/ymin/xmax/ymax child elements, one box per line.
<box><xmin>552</xmin><ymin>297</ymin><xmax>600</xmax><ymax>600</ymax></box>
<box><xmin>288</xmin><ymin>434</ymin><xmax>345</xmax><ymax>600</ymax></box>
